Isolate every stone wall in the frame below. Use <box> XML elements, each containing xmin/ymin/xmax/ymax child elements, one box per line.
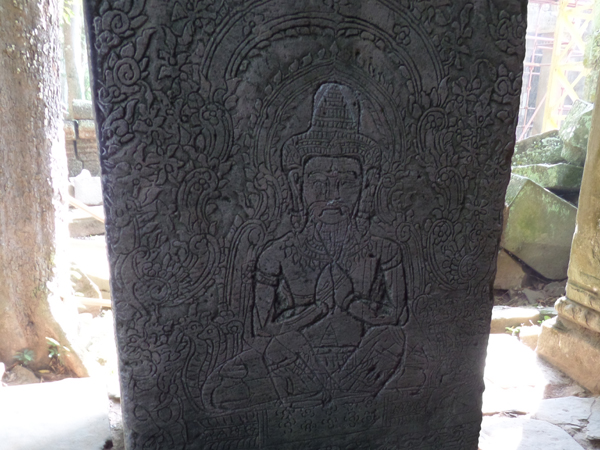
<box><xmin>64</xmin><ymin>99</ymin><xmax>101</xmax><ymax>177</ymax></box>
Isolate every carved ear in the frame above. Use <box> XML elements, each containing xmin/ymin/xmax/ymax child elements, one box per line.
<box><xmin>358</xmin><ymin>167</ymin><xmax>380</xmax><ymax>223</ymax></box>
<box><xmin>288</xmin><ymin>169</ymin><xmax>302</xmax><ymax>211</ymax></box>
<box><xmin>288</xmin><ymin>168</ymin><xmax>305</xmax><ymax>230</ymax></box>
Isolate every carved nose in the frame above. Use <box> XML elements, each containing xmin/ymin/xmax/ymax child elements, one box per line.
<box><xmin>329</xmin><ymin>180</ymin><xmax>341</xmax><ymax>200</ymax></box>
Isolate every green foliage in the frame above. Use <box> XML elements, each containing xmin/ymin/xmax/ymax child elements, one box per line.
<box><xmin>538</xmin><ymin>315</ymin><xmax>552</xmax><ymax>324</ymax></box>
<box><xmin>505</xmin><ymin>326</ymin><xmax>521</xmax><ymax>337</ymax></box>
<box><xmin>14</xmin><ymin>349</ymin><xmax>35</xmax><ymax>366</ymax></box>
<box><xmin>46</xmin><ymin>337</ymin><xmax>70</xmax><ymax>364</ymax></box>
<box><xmin>63</xmin><ymin>0</ymin><xmax>75</xmax><ymax>25</ymax></box>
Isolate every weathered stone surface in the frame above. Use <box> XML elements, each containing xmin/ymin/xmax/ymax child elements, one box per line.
<box><xmin>587</xmin><ymin>399</ymin><xmax>600</xmax><ymax>440</ymax></box>
<box><xmin>559</xmin><ymin>100</ymin><xmax>594</xmax><ymax>167</ymax></box>
<box><xmin>518</xmin><ymin>325</ymin><xmax>541</xmax><ymax>350</ymax></box>
<box><xmin>66</xmin><ymin>140</ymin><xmax>83</xmax><ymax>177</ymax></box>
<box><xmin>72</xmin><ymin>99</ymin><xmax>94</xmax><ymax>120</ymax></box>
<box><xmin>479</xmin><ymin>417</ymin><xmax>585</xmax><ymax>450</ymax></box>
<box><xmin>555</xmin><ymin>296</ymin><xmax>600</xmax><ymax>335</ymax></box>
<box><xmin>64</xmin><ymin>120</ymin><xmax>76</xmax><ymax>141</ymax></box>
<box><xmin>4</xmin><ymin>365</ymin><xmax>40</xmax><ymax>385</ymax></box>
<box><xmin>85</xmin><ymin>0</ymin><xmax>526</xmax><ymax>448</ymax></box>
<box><xmin>544</xmin><ymin>280</ymin><xmax>567</xmax><ymax>298</ymax></box>
<box><xmin>69</xmin><ymin>206</ymin><xmax>106</xmax><ymax>237</ymax></box>
<box><xmin>77</xmin><ymin>119</ymin><xmax>97</xmax><ymax>140</ymax></box>
<box><xmin>532</xmin><ymin>396</ymin><xmax>594</xmax><ymax>428</ymax></box>
<box><xmin>0</xmin><ymin>378</ymin><xmax>111</xmax><ymax>450</ymax></box>
<box><xmin>72</xmin><ymin>169</ymin><xmax>103</xmax><ymax>206</ymax></box>
<box><xmin>537</xmin><ymin>78</ymin><xmax>600</xmax><ymax>395</ymax></box>
<box><xmin>512</xmin><ymin>130</ymin><xmax>565</xmax><ymax>166</ymax></box>
<box><xmin>75</xmin><ymin>140</ymin><xmax>101</xmax><ymax>176</ymax></box>
<box><xmin>494</xmin><ymin>250</ymin><xmax>527</xmax><ymax>290</ymax></box>
<box><xmin>71</xmin><ymin>264</ymin><xmax>103</xmax><ymax>299</ymax></box>
<box><xmin>501</xmin><ymin>174</ymin><xmax>577</xmax><ymax>280</ymax></box>
<box><xmin>511</xmin><ymin>163</ymin><xmax>584</xmax><ymax>193</ymax></box>
<box><xmin>490</xmin><ymin>306</ymin><xmax>540</xmax><ymax>333</ymax></box>
<box><xmin>537</xmin><ymin>317</ymin><xmax>600</xmax><ymax>394</ymax></box>
<box><xmin>522</xmin><ymin>287</ymin><xmax>545</xmax><ymax>305</ymax></box>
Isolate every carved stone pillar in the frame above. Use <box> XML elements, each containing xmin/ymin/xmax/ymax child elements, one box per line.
<box><xmin>538</xmin><ymin>80</ymin><xmax>600</xmax><ymax>394</ymax></box>
<box><xmin>83</xmin><ymin>0</ymin><xmax>527</xmax><ymax>448</ymax></box>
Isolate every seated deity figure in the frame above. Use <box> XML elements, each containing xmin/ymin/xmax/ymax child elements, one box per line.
<box><xmin>253</xmin><ymin>83</ymin><xmax>408</xmax><ymax>405</ymax></box>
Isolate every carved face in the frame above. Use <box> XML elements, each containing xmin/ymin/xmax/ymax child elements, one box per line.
<box><xmin>302</xmin><ymin>156</ymin><xmax>362</xmax><ymax>225</ymax></box>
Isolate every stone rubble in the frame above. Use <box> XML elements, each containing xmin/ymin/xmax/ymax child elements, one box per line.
<box><xmin>559</xmin><ymin>100</ymin><xmax>594</xmax><ymax>167</ymax></box>
<box><xmin>500</xmin><ymin>174</ymin><xmax>577</xmax><ymax>280</ymax></box>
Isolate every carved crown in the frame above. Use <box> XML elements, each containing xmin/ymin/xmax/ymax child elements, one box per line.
<box><xmin>282</xmin><ymin>83</ymin><xmax>382</xmax><ymax>172</ymax></box>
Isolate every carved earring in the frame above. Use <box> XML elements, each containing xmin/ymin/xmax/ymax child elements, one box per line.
<box><xmin>288</xmin><ymin>169</ymin><xmax>306</xmax><ymax>230</ymax></box>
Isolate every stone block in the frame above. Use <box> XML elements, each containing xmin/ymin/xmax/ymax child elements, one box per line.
<box><xmin>587</xmin><ymin>400</ymin><xmax>600</xmax><ymax>441</ymax></box>
<box><xmin>537</xmin><ymin>317</ymin><xmax>600</xmax><ymax>394</ymax></box>
<box><xmin>66</xmin><ymin>141</ymin><xmax>83</xmax><ymax>177</ymax></box>
<box><xmin>72</xmin><ymin>169</ymin><xmax>103</xmax><ymax>206</ymax></box>
<box><xmin>511</xmin><ymin>130</ymin><xmax>565</xmax><ymax>166</ymax></box>
<box><xmin>518</xmin><ymin>325</ymin><xmax>541</xmax><ymax>350</ymax></box>
<box><xmin>511</xmin><ymin>163</ymin><xmax>583</xmax><ymax>193</ymax></box>
<box><xmin>490</xmin><ymin>306</ymin><xmax>541</xmax><ymax>333</ymax></box>
<box><xmin>64</xmin><ymin>120</ymin><xmax>76</xmax><ymax>140</ymax></box>
<box><xmin>69</xmin><ymin>217</ymin><xmax>106</xmax><ymax>238</ymax></box>
<box><xmin>479</xmin><ymin>417</ymin><xmax>585</xmax><ymax>450</ymax></box>
<box><xmin>501</xmin><ymin>174</ymin><xmax>577</xmax><ymax>280</ymax></box>
<box><xmin>76</xmin><ymin>140</ymin><xmax>101</xmax><ymax>176</ymax></box>
<box><xmin>559</xmin><ymin>99</ymin><xmax>594</xmax><ymax>167</ymax></box>
<box><xmin>531</xmin><ymin>396</ymin><xmax>595</xmax><ymax>428</ymax></box>
<box><xmin>85</xmin><ymin>0</ymin><xmax>527</xmax><ymax>447</ymax></box>
<box><xmin>0</xmin><ymin>378</ymin><xmax>111</xmax><ymax>450</ymax></box>
<box><xmin>72</xmin><ymin>99</ymin><xmax>94</xmax><ymax>120</ymax></box>
<box><xmin>494</xmin><ymin>250</ymin><xmax>527</xmax><ymax>290</ymax></box>
<box><xmin>77</xmin><ymin>119</ymin><xmax>97</xmax><ymax>140</ymax></box>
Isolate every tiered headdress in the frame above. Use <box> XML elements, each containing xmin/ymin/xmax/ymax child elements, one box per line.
<box><xmin>282</xmin><ymin>84</ymin><xmax>382</xmax><ymax>171</ymax></box>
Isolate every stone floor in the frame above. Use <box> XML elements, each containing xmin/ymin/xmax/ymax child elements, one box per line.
<box><xmin>2</xmin><ymin>330</ymin><xmax>597</xmax><ymax>450</ymax></box>
<box><xmin>479</xmin><ymin>334</ymin><xmax>600</xmax><ymax>450</ymax></box>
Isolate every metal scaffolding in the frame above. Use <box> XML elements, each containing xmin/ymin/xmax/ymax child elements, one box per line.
<box><xmin>517</xmin><ymin>0</ymin><xmax>594</xmax><ymax>140</ymax></box>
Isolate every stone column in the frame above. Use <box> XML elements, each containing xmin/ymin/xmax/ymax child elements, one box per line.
<box><xmin>538</xmin><ymin>78</ymin><xmax>600</xmax><ymax>393</ymax></box>
<box><xmin>84</xmin><ymin>0</ymin><xmax>527</xmax><ymax>448</ymax></box>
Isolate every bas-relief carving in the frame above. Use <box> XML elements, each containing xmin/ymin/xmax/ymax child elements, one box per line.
<box><xmin>84</xmin><ymin>0</ymin><xmax>526</xmax><ymax>448</ymax></box>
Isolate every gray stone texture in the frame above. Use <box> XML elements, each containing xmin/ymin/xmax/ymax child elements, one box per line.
<box><xmin>559</xmin><ymin>100</ymin><xmax>594</xmax><ymax>167</ymax></box>
<box><xmin>537</xmin><ymin>69</ymin><xmax>600</xmax><ymax>395</ymax></box>
<box><xmin>511</xmin><ymin>163</ymin><xmax>583</xmax><ymax>193</ymax></box>
<box><xmin>64</xmin><ymin>120</ymin><xmax>77</xmax><ymax>140</ymax></box>
<box><xmin>66</xmin><ymin>140</ymin><xmax>83</xmax><ymax>177</ymax></box>
<box><xmin>75</xmin><ymin>139</ymin><xmax>101</xmax><ymax>176</ymax></box>
<box><xmin>77</xmin><ymin>119</ymin><xmax>97</xmax><ymax>140</ymax></box>
<box><xmin>511</xmin><ymin>129</ymin><xmax>565</xmax><ymax>166</ymax></box>
<box><xmin>587</xmin><ymin>399</ymin><xmax>600</xmax><ymax>441</ymax></box>
<box><xmin>537</xmin><ymin>317</ymin><xmax>600</xmax><ymax>394</ymax></box>
<box><xmin>72</xmin><ymin>99</ymin><xmax>95</xmax><ymax>120</ymax></box>
<box><xmin>490</xmin><ymin>306</ymin><xmax>541</xmax><ymax>334</ymax></box>
<box><xmin>501</xmin><ymin>174</ymin><xmax>577</xmax><ymax>280</ymax></box>
<box><xmin>84</xmin><ymin>0</ymin><xmax>526</xmax><ymax>448</ymax></box>
<box><xmin>493</xmin><ymin>249</ymin><xmax>527</xmax><ymax>290</ymax></box>
<box><xmin>531</xmin><ymin>396</ymin><xmax>595</xmax><ymax>428</ymax></box>
<box><xmin>479</xmin><ymin>417</ymin><xmax>585</xmax><ymax>450</ymax></box>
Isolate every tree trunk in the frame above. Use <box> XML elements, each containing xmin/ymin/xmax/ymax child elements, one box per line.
<box><xmin>63</xmin><ymin>0</ymin><xmax>84</xmax><ymax>116</ymax></box>
<box><xmin>0</xmin><ymin>0</ymin><xmax>87</xmax><ymax>376</ymax></box>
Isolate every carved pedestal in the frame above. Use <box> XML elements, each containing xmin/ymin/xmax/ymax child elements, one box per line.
<box><xmin>538</xmin><ymin>81</ymin><xmax>600</xmax><ymax>394</ymax></box>
<box><xmin>84</xmin><ymin>1</ymin><xmax>526</xmax><ymax>448</ymax></box>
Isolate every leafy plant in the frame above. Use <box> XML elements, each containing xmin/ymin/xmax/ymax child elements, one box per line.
<box><xmin>538</xmin><ymin>315</ymin><xmax>552</xmax><ymax>324</ymax></box>
<box><xmin>505</xmin><ymin>326</ymin><xmax>521</xmax><ymax>336</ymax></box>
<box><xmin>46</xmin><ymin>337</ymin><xmax>70</xmax><ymax>366</ymax></box>
<box><xmin>14</xmin><ymin>349</ymin><xmax>35</xmax><ymax>366</ymax></box>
